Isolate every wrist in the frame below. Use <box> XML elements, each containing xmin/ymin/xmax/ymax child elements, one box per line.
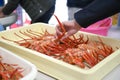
<box><xmin>0</xmin><ymin>12</ymin><xmax>6</xmax><ymax>18</ymax></box>
<box><xmin>73</xmin><ymin>20</ymin><xmax>82</xmax><ymax>29</ymax></box>
<box><xmin>0</xmin><ymin>7</ymin><xmax>6</xmax><ymax>18</ymax></box>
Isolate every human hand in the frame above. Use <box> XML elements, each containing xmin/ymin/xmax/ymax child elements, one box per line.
<box><xmin>55</xmin><ymin>20</ymin><xmax>82</xmax><ymax>40</ymax></box>
<box><xmin>0</xmin><ymin>7</ymin><xmax>6</xmax><ymax>18</ymax></box>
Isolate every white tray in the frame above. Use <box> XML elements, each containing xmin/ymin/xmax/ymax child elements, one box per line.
<box><xmin>0</xmin><ymin>47</ymin><xmax>37</xmax><ymax>80</ymax></box>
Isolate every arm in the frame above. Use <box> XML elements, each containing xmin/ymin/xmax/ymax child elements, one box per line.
<box><xmin>74</xmin><ymin>0</ymin><xmax>120</xmax><ymax>28</ymax></box>
<box><xmin>2</xmin><ymin>0</ymin><xmax>20</xmax><ymax>16</ymax></box>
<box><xmin>55</xmin><ymin>0</ymin><xmax>120</xmax><ymax>40</ymax></box>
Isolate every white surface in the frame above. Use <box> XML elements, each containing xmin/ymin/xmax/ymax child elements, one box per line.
<box><xmin>36</xmin><ymin>71</ymin><xmax>56</xmax><ymax>80</ymax></box>
<box><xmin>107</xmin><ymin>26</ymin><xmax>120</xmax><ymax>39</ymax></box>
<box><xmin>36</xmin><ymin>64</ymin><xmax>120</xmax><ymax>80</ymax></box>
<box><xmin>103</xmin><ymin>64</ymin><xmax>120</xmax><ymax>80</ymax></box>
<box><xmin>0</xmin><ymin>47</ymin><xmax>37</xmax><ymax>80</ymax></box>
<box><xmin>0</xmin><ymin>13</ymin><xmax>17</xmax><ymax>26</ymax></box>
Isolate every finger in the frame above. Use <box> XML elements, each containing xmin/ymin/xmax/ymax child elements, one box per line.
<box><xmin>61</xmin><ymin>29</ymin><xmax>78</xmax><ymax>40</ymax></box>
<box><xmin>55</xmin><ymin>25</ymin><xmax>62</xmax><ymax>38</ymax></box>
<box><xmin>56</xmin><ymin>26</ymin><xmax>63</xmax><ymax>35</ymax></box>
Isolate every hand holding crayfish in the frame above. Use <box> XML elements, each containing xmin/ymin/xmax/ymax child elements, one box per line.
<box><xmin>55</xmin><ymin>20</ymin><xmax>82</xmax><ymax>40</ymax></box>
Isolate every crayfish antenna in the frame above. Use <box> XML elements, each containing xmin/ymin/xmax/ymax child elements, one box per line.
<box><xmin>54</xmin><ymin>14</ymin><xmax>66</xmax><ymax>42</ymax></box>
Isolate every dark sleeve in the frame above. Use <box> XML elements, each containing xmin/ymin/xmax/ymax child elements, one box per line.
<box><xmin>2</xmin><ymin>0</ymin><xmax>20</xmax><ymax>15</ymax></box>
<box><xmin>74</xmin><ymin>0</ymin><xmax>120</xmax><ymax>28</ymax></box>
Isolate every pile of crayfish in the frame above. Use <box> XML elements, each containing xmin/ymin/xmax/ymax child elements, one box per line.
<box><xmin>1</xmin><ymin>29</ymin><xmax>114</xmax><ymax>69</ymax></box>
<box><xmin>1</xmin><ymin>15</ymin><xmax>115</xmax><ymax>69</ymax></box>
<box><xmin>0</xmin><ymin>55</ymin><xmax>23</xmax><ymax>80</ymax></box>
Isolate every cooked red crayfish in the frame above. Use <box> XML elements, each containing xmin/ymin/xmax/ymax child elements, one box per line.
<box><xmin>0</xmin><ymin>56</ymin><xmax>23</xmax><ymax>80</ymax></box>
<box><xmin>1</xmin><ymin>15</ymin><xmax>115</xmax><ymax>69</ymax></box>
